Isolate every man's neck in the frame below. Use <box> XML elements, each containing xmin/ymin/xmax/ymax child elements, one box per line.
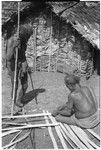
<box><xmin>75</xmin><ymin>84</ymin><xmax>81</xmax><ymax>91</ymax></box>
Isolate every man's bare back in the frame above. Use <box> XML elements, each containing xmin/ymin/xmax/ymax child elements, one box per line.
<box><xmin>52</xmin><ymin>74</ymin><xmax>99</xmax><ymax>128</ymax></box>
<box><xmin>71</xmin><ymin>86</ymin><xmax>97</xmax><ymax>119</ymax></box>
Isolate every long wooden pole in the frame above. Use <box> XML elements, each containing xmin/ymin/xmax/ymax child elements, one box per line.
<box><xmin>24</xmin><ymin>117</ymin><xmax>36</xmax><ymax>149</ymax></box>
<box><xmin>11</xmin><ymin>2</ymin><xmax>20</xmax><ymax>116</ymax></box>
<box><xmin>59</xmin><ymin>126</ymin><xmax>75</xmax><ymax>148</ymax></box>
<box><xmin>28</xmin><ymin>72</ymin><xmax>38</xmax><ymax>104</ymax></box>
<box><xmin>87</xmin><ymin>129</ymin><xmax>100</xmax><ymax>140</ymax></box>
<box><xmin>2</xmin><ymin>112</ymin><xmax>51</xmax><ymax>119</ymax></box>
<box><xmin>2</xmin><ymin>123</ymin><xmax>59</xmax><ymax>131</ymax></box>
<box><xmin>2</xmin><ymin>130</ymin><xmax>20</xmax><ymax>137</ymax></box>
<box><xmin>70</xmin><ymin>126</ymin><xmax>93</xmax><ymax>149</ymax></box>
<box><xmin>79</xmin><ymin>43</ymin><xmax>81</xmax><ymax>78</ymax></box>
<box><xmin>9</xmin><ymin>130</ymin><xmax>23</xmax><ymax>148</ymax></box>
<box><xmin>5</xmin><ymin>33</ymin><xmax>8</xmax><ymax>68</ymax></box>
<box><xmin>43</xmin><ymin>110</ymin><xmax>58</xmax><ymax>149</ymax></box>
<box><xmin>48</xmin><ymin>10</ymin><xmax>52</xmax><ymax>72</ymax></box>
<box><xmin>56</xmin><ymin>19</ymin><xmax>59</xmax><ymax>72</ymax></box>
<box><xmin>63</xmin><ymin>124</ymin><xmax>87</xmax><ymax>148</ymax></box>
<box><xmin>3</xmin><ymin>131</ymin><xmax>30</xmax><ymax>149</ymax></box>
<box><xmin>46</xmin><ymin>111</ymin><xmax>68</xmax><ymax>149</ymax></box>
<box><xmin>70</xmin><ymin>125</ymin><xmax>99</xmax><ymax>149</ymax></box>
<box><xmin>33</xmin><ymin>26</ymin><xmax>37</xmax><ymax>72</ymax></box>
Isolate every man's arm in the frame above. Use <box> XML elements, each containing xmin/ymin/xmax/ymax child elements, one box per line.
<box><xmin>6</xmin><ymin>38</ymin><xmax>15</xmax><ymax>75</ymax></box>
<box><xmin>52</xmin><ymin>94</ymin><xmax>74</xmax><ymax>117</ymax></box>
<box><xmin>58</xmin><ymin>94</ymin><xmax>74</xmax><ymax>116</ymax></box>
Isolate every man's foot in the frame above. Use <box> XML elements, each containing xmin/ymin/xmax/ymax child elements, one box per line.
<box><xmin>15</xmin><ymin>101</ymin><xmax>24</xmax><ymax>108</ymax></box>
<box><xmin>52</xmin><ymin>110</ymin><xmax>59</xmax><ymax>117</ymax></box>
<box><xmin>13</xmin><ymin>111</ymin><xmax>23</xmax><ymax>116</ymax></box>
<box><xmin>12</xmin><ymin>106</ymin><xmax>23</xmax><ymax>117</ymax></box>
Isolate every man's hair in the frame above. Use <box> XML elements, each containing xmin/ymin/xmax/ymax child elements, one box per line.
<box><xmin>19</xmin><ymin>23</ymin><xmax>33</xmax><ymax>42</ymax></box>
<box><xmin>64</xmin><ymin>74</ymin><xmax>80</xmax><ymax>86</ymax></box>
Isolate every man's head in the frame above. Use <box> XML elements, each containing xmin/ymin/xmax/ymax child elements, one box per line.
<box><xmin>64</xmin><ymin>74</ymin><xmax>80</xmax><ymax>91</ymax></box>
<box><xmin>19</xmin><ymin>23</ymin><xmax>33</xmax><ymax>42</ymax></box>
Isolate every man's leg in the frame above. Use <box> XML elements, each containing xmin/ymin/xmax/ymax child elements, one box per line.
<box><xmin>10</xmin><ymin>71</ymin><xmax>18</xmax><ymax>103</ymax></box>
<box><xmin>55</xmin><ymin>114</ymin><xmax>76</xmax><ymax>125</ymax></box>
<box><xmin>16</xmin><ymin>72</ymin><xmax>28</xmax><ymax>107</ymax></box>
<box><xmin>52</xmin><ymin>104</ymin><xmax>70</xmax><ymax>117</ymax></box>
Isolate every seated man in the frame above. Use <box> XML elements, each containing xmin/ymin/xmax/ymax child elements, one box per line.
<box><xmin>52</xmin><ymin>74</ymin><xmax>99</xmax><ymax>129</ymax></box>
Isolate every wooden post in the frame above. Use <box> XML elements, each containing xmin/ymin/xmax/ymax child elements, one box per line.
<box><xmin>2</xmin><ymin>123</ymin><xmax>59</xmax><ymax>131</ymax></box>
<box><xmin>43</xmin><ymin>110</ymin><xmax>58</xmax><ymax>149</ymax></box>
<box><xmin>33</xmin><ymin>25</ymin><xmax>37</xmax><ymax>72</ymax></box>
<box><xmin>56</xmin><ymin>19</ymin><xmax>60</xmax><ymax>72</ymax></box>
<box><xmin>46</xmin><ymin>111</ymin><xmax>68</xmax><ymax>149</ymax></box>
<box><xmin>70</xmin><ymin>125</ymin><xmax>98</xmax><ymax>149</ymax></box>
<box><xmin>48</xmin><ymin>11</ymin><xmax>52</xmax><ymax>72</ymax></box>
<box><xmin>11</xmin><ymin>2</ymin><xmax>20</xmax><ymax>116</ymax></box>
<box><xmin>63</xmin><ymin>25</ymin><xmax>67</xmax><ymax>74</ymax></box>
<box><xmin>79</xmin><ymin>47</ymin><xmax>81</xmax><ymax>78</ymax></box>
<box><xmin>2</xmin><ymin>112</ymin><xmax>51</xmax><ymax>119</ymax></box>
<box><xmin>3</xmin><ymin>131</ymin><xmax>30</xmax><ymax>149</ymax></box>
<box><xmin>5</xmin><ymin>35</ymin><xmax>8</xmax><ymax>68</ymax></box>
<box><xmin>35</xmin><ymin>27</ymin><xmax>37</xmax><ymax>72</ymax></box>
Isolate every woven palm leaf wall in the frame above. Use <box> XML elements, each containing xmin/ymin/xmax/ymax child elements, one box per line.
<box><xmin>26</xmin><ymin>10</ymin><xmax>94</xmax><ymax>79</ymax></box>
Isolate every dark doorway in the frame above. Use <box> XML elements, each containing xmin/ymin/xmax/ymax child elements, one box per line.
<box><xmin>93</xmin><ymin>48</ymin><xmax>100</xmax><ymax>75</ymax></box>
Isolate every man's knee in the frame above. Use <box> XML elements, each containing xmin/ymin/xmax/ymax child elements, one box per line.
<box><xmin>23</xmin><ymin>82</ymin><xmax>28</xmax><ymax>91</ymax></box>
<box><xmin>55</xmin><ymin>115</ymin><xmax>76</xmax><ymax>125</ymax></box>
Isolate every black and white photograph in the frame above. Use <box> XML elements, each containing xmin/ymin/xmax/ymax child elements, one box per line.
<box><xmin>1</xmin><ymin>0</ymin><xmax>100</xmax><ymax>149</ymax></box>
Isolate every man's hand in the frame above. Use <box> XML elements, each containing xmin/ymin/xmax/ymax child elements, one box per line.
<box><xmin>28</xmin><ymin>67</ymin><xmax>34</xmax><ymax>73</ymax></box>
<box><xmin>52</xmin><ymin>109</ymin><xmax>59</xmax><ymax>117</ymax></box>
<box><xmin>15</xmin><ymin>38</ymin><xmax>20</xmax><ymax>49</ymax></box>
<box><xmin>57</xmin><ymin>104</ymin><xmax>67</xmax><ymax>111</ymax></box>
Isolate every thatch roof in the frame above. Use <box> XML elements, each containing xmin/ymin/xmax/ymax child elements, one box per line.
<box><xmin>2</xmin><ymin>1</ymin><xmax>31</xmax><ymax>24</ymax></box>
<box><xmin>2</xmin><ymin>1</ymin><xmax>100</xmax><ymax>49</ymax></box>
<box><xmin>49</xmin><ymin>1</ymin><xmax>100</xmax><ymax>49</ymax></box>
<box><xmin>2</xmin><ymin>1</ymin><xmax>46</xmax><ymax>29</ymax></box>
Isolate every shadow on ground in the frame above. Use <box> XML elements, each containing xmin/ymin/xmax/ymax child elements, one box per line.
<box><xmin>21</xmin><ymin>88</ymin><xmax>46</xmax><ymax>105</ymax></box>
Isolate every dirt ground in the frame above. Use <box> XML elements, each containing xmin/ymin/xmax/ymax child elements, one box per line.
<box><xmin>2</xmin><ymin>69</ymin><xmax>100</xmax><ymax>149</ymax></box>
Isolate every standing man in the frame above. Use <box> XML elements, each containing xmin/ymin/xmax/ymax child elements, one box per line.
<box><xmin>52</xmin><ymin>74</ymin><xmax>99</xmax><ymax>128</ymax></box>
<box><xmin>6</xmin><ymin>23</ymin><xmax>33</xmax><ymax>108</ymax></box>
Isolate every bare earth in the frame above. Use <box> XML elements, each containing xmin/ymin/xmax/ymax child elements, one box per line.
<box><xmin>2</xmin><ymin>69</ymin><xmax>100</xmax><ymax>149</ymax></box>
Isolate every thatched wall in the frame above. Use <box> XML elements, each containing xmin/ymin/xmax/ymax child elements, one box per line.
<box><xmin>26</xmin><ymin>9</ymin><xmax>97</xmax><ymax>78</ymax></box>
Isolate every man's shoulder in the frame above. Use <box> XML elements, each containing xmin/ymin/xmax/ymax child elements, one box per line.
<box><xmin>69</xmin><ymin>91</ymin><xmax>81</xmax><ymax>99</ymax></box>
<box><xmin>82</xmin><ymin>86</ymin><xmax>90</xmax><ymax>93</ymax></box>
<box><xmin>8</xmin><ymin>36</ymin><xmax>17</xmax><ymax>45</ymax></box>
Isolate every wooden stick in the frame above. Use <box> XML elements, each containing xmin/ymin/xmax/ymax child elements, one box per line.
<box><xmin>2</xmin><ymin>122</ymin><xmax>28</xmax><ymax>126</ymax></box>
<box><xmin>46</xmin><ymin>111</ymin><xmax>68</xmax><ymax>149</ymax></box>
<box><xmin>3</xmin><ymin>131</ymin><xmax>30</xmax><ymax>149</ymax></box>
<box><xmin>55</xmin><ymin>20</ymin><xmax>59</xmax><ymax>72</ymax></box>
<box><xmin>2</xmin><ymin>130</ymin><xmax>20</xmax><ymax>137</ymax></box>
<box><xmin>48</xmin><ymin>11</ymin><xmax>52</xmax><ymax>72</ymax></box>
<box><xmin>11</xmin><ymin>2</ymin><xmax>20</xmax><ymax>116</ymax></box>
<box><xmin>9</xmin><ymin>130</ymin><xmax>23</xmax><ymax>147</ymax></box>
<box><xmin>59</xmin><ymin>126</ymin><xmax>75</xmax><ymax>149</ymax></box>
<box><xmin>24</xmin><ymin>117</ymin><xmax>36</xmax><ymax>149</ymax></box>
<box><xmin>5</xmin><ymin>144</ymin><xmax>15</xmax><ymax>150</ymax></box>
<box><xmin>87</xmin><ymin>129</ymin><xmax>100</xmax><ymax>140</ymax></box>
<box><xmin>70</xmin><ymin>125</ymin><xmax>94</xmax><ymax>149</ymax></box>
<box><xmin>28</xmin><ymin>72</ymin><xmax>38</xmax><ymax>104</ymax></box>
<box><xmin>61</xmin><ymin>123</ymin><xmax>87</xmax><ymax>149</ymax></box>
<box><xmin>43</xmin><ymin>110</ymin><xmax>58</xmax><ymax>149</ymax></box>
<box><xmin>2</xmin><ymin>112</ymin><xmax>51</xmax><ymax>119</ymax></box>
<box><xmin>34</xmin><ymin>26</ymin><xmax>37</xmax><ymax>72</ymax></box>
<box><xmin>70</xmin><ymin>125</ymin><xmax>99</xmax><ymax>149</ymax></box>
<box><xmin>4</xmin><ymin>131</ymin><xmax>23</xmax><ymax>150</ymax></box>
<box><xmin>2</xmin><ymin>123</ymin><xmax>59</xmax><ymax>131</ymax></box>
